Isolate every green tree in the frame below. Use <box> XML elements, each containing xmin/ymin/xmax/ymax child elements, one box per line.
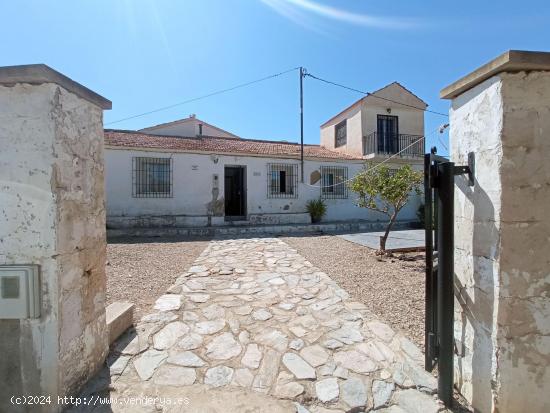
<box><xmin>349</xmin><ymin>163</ymin><xmax>423</xmax><ymax>253</ymax></box>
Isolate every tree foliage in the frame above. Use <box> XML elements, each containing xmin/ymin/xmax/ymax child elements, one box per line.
<box><xmin>349</xmin><ymin>163</ymin><xmax>423</xmax><ymax>252</ymax></box>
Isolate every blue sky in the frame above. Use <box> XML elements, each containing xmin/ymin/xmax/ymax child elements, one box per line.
<box><xmin>2</xmin><ymin>0</ymin><xmax>549</xmax><ymax>155</ymax></box>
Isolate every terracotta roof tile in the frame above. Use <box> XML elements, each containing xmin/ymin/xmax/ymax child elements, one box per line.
<box><xmin>104</xmin><ymin>130</ymin><xmax>362</xmax><ymax>160</ymax></box>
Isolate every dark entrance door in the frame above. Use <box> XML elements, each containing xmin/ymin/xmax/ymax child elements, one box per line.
<box><xmin>377</xmin><ymin>114</ymin><xmax>399</xmax><ymax>154</ymax></box>
<box><xmin>224</xmin><ymin>166</ymin><xmax>246</xmax><ymax>219</ymax></box>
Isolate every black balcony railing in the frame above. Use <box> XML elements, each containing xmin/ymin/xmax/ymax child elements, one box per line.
<box><xmin>363</xmin><ymin>132</ymin><xmax>425</xmax><ymax>157</ymax></box>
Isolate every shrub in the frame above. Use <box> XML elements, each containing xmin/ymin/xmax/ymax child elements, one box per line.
<box><xmin>306</xmin><ymin>198</ymin><xmax>327</xmax><ymax>224</ymax></box>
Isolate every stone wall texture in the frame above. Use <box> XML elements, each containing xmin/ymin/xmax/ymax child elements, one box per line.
<box><xmin>0</xmin><ymin>82</ymin><xmax>108</xmax><ymax>412</ymax></box>
<box><xmin>450</xmin><ymin>71</ymin><xmax>550</xmax><ymax>413</ymax></box>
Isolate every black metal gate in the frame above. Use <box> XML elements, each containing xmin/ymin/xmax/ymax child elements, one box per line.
<box><xmin>424</xmin><ymin>147</ymin><xmax>473</xmax><ymax>406</ymax></box>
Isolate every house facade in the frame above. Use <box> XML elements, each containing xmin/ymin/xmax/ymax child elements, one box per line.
<box><xmin>104</xmin><ymin>83</ymin><xmax>425</xmax><ymax>229</ymax></box>
<box><xmin>320</xmin><ymin>82</ymin><xmax>426</xmax><ymax>161</ymax></box>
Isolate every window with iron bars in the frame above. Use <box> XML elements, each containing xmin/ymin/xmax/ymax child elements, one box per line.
<box><xmin>320</xmin><ymin>166</ymin><xmax>348</xmax><ymax>199</ymax></box>
<box><xmin>132</xmin><ymin>157</ymin><xmax>173</xmax><ymax>198</ymax></box>
<box><xmin>267</xmin><ymin>163</ymin><xmax>298</xmax><ymax>198</ymax></box>
<box><xmin>335</xmin><ymin>120</ymin><xmax>347</xmax><ymax>147</ymax></box>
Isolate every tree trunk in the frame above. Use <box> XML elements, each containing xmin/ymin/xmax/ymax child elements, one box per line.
<box><xmin>380</xmin><ymin>212</ymin><xmax>398</xmax><ymax>252</ymax></box>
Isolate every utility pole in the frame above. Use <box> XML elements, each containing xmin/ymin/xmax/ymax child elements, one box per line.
<box><xmin>300</xmin><ymin>67</ymin><xmax>305</xmax><ymax>182</ymax></box>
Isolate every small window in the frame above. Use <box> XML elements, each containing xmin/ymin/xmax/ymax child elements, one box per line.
<box><xmin>267</xmin><ymin>164</ymin><xmax>298</xmax><ymax>198</ymax></box>
<box><xmin>132</xmin><ymin>157</ymin><xmax>173</xmax><ymax>198</ymax></box>
<box><xmin>335</xmin><ymin>120</ymin><xmax>347</xmax><ymax>147</ymax></box>
<box><xmin>320</xmin><ymin>166</ymin><xmax>348</xmax><ymax>199</ymax></box>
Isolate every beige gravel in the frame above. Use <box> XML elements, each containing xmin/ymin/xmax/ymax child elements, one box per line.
<box><xmin>106</xmin><ymin>237</ymin><xmax>210</xmax><ymax>320</ymax></box>
<box><xmin>282</xmin><ymin>234</ymin><xmax>425</xmax><ymax>349</ymax></box>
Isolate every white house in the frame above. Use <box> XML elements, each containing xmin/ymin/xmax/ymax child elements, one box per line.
<box><xmin>104</xmin><ymin>83</ymin><xmax>425</xmax><ymax>229</ymax></box>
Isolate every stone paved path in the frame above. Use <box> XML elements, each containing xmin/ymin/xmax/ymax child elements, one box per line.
<box><xmin>76</xmin><ymin>238</ymin><xmax>444</xmax><ymax>413</ymax></box>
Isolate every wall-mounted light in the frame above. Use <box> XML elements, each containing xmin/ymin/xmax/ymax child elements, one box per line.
<box><xmin>386</xmin><ymin>108</ymin><xmax>392</xmax><ymax>114</ymax></box>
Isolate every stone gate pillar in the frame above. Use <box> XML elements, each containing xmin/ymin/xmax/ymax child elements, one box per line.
<box><xmin>0</xmin><ymin>65</ymin><xmax>111</xmax><ymax>412</ymax></box>
<box><xmin>441</xmin><ymin>51</ymin><xmax>550</xmax><ymax>413</ymax></box>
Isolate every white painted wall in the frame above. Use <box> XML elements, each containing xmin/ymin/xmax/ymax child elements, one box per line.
<box><xmin>450</xmin><ymin>71</ymin><xmax>550</xmax><ymax>413</ymax></box>
<box><xmin>0</xmin><ymin>81</ymin><xmax>108</xmax><ymax>411</ymax></box>
<box><xmin>105</xmin><ymin>148</ymin><xmax>422</xmax><ymax>227</ymax></box>
<box><xmin>140</xmin><ymin>118</ymin><xmax>238</xmax><ymax>138</ymax></box>
<box><xmin>320</xmin><ymin>97</ymin><xmax>424</xmax><ymax>157</ymax></box>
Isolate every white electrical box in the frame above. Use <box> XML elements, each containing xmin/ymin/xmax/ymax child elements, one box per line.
<box><xmin>0</xmin><ymin>265</ymin><xmax>40</xmax><ymax>319</ymax></box>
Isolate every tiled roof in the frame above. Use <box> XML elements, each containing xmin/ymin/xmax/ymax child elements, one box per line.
<box><xmin>104</xmin><ymin>130</ymin><xmax>362</xmax><ymax>160</ymax></box>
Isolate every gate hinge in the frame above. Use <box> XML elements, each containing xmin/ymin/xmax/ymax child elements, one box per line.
<box><xmin>453</xmin><ymin>152</ymin><xmax>475</xmax><ymax>186</ymax></box>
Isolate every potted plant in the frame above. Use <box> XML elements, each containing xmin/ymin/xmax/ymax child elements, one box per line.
<box><xmin>306</xmin><ymin>198</ymin><xmax>327</xmax><ymax>224</ymax></box>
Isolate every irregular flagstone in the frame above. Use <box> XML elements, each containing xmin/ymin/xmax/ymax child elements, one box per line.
<box><xmin>290</xmin><ymin>326</ymin><xmax>308</xmax><ymax>338</ymax></box>
<box><xmin>328</xmin><ymin>326</ymin><xmax>363</xmax><ymax>344</ymax></box>
<box><xmin>289</xmin><ymin>339</ymin><xmax>305</xmax><ymax>351</ymax></box>
<box><xmin>206</xmin><ymin>332</ymin><xmax>242</xmax><ymax>360</ymax></box>
<box><xmin>201</xmin><ymin>303</ymin><xmax>225</xmax><ymax>320</ymax></box>
<box><xmin>252</xmin><ymin>308</ymin><xmax>273</xmax><ymax>321</ymax></box>
<box><xmin>333</xmin><ymin>366</ymin><xmax>348</xmax><ymax>379</ymax></box>
<box><xmin>153</xmin><ymin>321</ymin><xmax>190</xmax><ymax>350</ymax></box>
<box><xmin>366</xmin><ymin>320</ymin><xmax>395</xmax><ymax>342</ymax></box>
<box><xmin>333</xmin><ymin>351</ymin><xmax>377</xmax><ymax>374</ymax></box>
<box><xmin>241</xmin><ymin>343</ymin><xmax>263</xmax><ymax>369</ymax></box>
<box><xmin>340</xmin><ymin>377</ymin><xmax>367</xmax><ymax>408</ymax></box>
<box><xmin>232</xmin><ymin>368</ymin><xmax>255</xmax><ymax>387</ymax></box>
<box><xmin>101</xmin><ymin>237</ymin><xmax>438</xmax><ymax>410</ymax></box>
<box><xmin>356</xmin><ymin>341</ymin><xmax>387</xmax><ymax>363</ymax></box>
<box><xmin>394</xmin><ymin>389</ymin><xmax>442</xmax><ymax>413</ymax></box>
<box><xmin>204</xmin><ymin>365</ymin><xmax>234</xmax><ymax>387</ymax></box>
<box><xmin>282</xmin><ymin>353</ymin><xmax>316</xmax><ymax>380</ymax></box>
<box><xmin>254</xmin><ymin>329</ymin><xmax>288</xmax><ymax>352</ymax></box>
<box><xmin>315</xmin><ymin>377</ymin><xmax>339</xmax><ymax>402</ymax></box>
<box><xmin>253</xmin><ymin>349</ymin><xmax>281</xmax><ymax>392</ymax></box>
<box><xmin>177</xmin><ymin>333</ymin><xmax>203</xmax><ymax>350</ymax></box>
<box><xmin>133</xmin><ymin>349</ymin><xmax>167</xmax><ymax>380</ymax></box>
<box><xmin>188</xmin><ymin>265</ymin><xmax>208</xmax><ymax>273</ymax></box>
<box><xmin>167</xmin><ymin>351</ymin><xmax>206</xmax><ymax>367</ymax></box>
<box><xmin>399</xmin><ymin>337</ymin><xmax>424</xmax><ymax>364</ymax></box>
<box><xmin>402</xmin><ymin>360</ymin><xmax>437</xmax><ymax>393</ymax></box>
<box><xmin>310</xmin><ymin>296</ymin><xmax>341</xmax><ymax>311</ymax></box>
<box><xmin>141</xmin><ymin>312</ymin><xmax>178</xmax><ymax>324</ymax></box>
<box><xmin>294</xmin><ymin>403</ymin><xmax>312</xmax><ymax>413</ymax></box>
<box><xmin>188</xmin><ymin>293</ymin><xmax>210</xmax><ymax>303</ymax></box>
<box><xmin>234</xmin><ymin>304</ymin><xmax>253</xmax><ymax>315</ymax></box>
<box><xmin>300</xmin><ymin>345</ymin><xmax>330</xmax><ymax>367</ymax></box>
<box><xmin>322</xmin><ymin>339</ymin><xmax>343</xmax><ymax>350</ymax></box>
<box><xmin>372</xmin><ymin>380</ymin><xmax>395</xmax><ymax>408</ymax></box>
<box><xmin>274</xmin><ymin>381</ymin><xmax>305</xmax><ymax>399</ymax></box>
<box><xmin>153</xmin><ymin>294</ymin><xmax>182</xmax><ymax>311</ymax></box>
<box><xmin>278</xmin><ymin>302</ymin><xmax>295</xmax><ymax>311</ymax></box>
<box><xmin>153</xmin><ymin>364</ymin><xmax>196</xmax><ymax>386</ymax></box>
<box><xmin>194</xmin><ymin>320</ymin><xmax>226</xmax><ymax>335</ymax></box>
<box><xmin>319</xmin><ymin>361</ymin><xmax>336</xmax><ymax>376</ymax></box>
<box><xmin>181</xmin><ymin>311</ymin><xmax>200</xmax><ymax>322</ymax></box>
<box><xmin>108</xmin><ymin>355</ymin><xmax>130</xmax><ymax>376</ymax></box>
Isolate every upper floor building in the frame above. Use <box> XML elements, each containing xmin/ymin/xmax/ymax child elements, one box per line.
<box><xmin>320</xmin><ymin>82</ymin><xmax>427</xmax><ymax>161</ymax></box>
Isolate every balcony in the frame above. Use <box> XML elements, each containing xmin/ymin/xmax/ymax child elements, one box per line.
<box><xmin>363</xmin><ymin>132</ymin><xmax>425</xmax><ymax>157</ymax></box>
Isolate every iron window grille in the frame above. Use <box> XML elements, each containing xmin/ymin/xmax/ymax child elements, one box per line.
<box><xmin>267</xmin><ymin>163</ymin><xmax>298</xmax><ymax>198</ymax></box>
<box><xmin>132</xmin><ymin>157</ymin><xmax>173</xmax><ymax>198</ymax></box>
<box><xmin>320</xmin><ymin>165</ymin><xmax>348</xmax><ymax>199</ymax></box>
<box><xmin>335</xmin><ymin>120</ymin><xmax>347</xmax><ymax>147</ymax></box>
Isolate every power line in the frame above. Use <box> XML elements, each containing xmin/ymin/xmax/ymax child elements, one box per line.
<box><xmin>304</xmin><ymin>73</ymin><xmax>449</xmax><ymax>117</ymax></box>
<box><xmin>105</xmin><ymin>67</ymin><xmax>301</xmax><ymax>126</ymax></box>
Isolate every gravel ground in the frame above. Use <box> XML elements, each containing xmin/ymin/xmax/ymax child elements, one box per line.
<box><xmin>282</xmin><ymin>234</ymin><xmax>426</xmax><ymax>349</ymax></box>
<box><xmin>106</xmin><ymin>237</ymin><xmax>210</xmax><ymax>320</ymax></box>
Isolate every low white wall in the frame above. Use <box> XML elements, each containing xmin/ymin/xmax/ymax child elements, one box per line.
<box><xmin>105</xmin><ymin>148</ymin><xmax>422</xmax><ymax>227</ymax></box>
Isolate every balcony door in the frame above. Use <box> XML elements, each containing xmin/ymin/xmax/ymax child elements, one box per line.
<box><xmin>377</xmin><ymin>115</ymin><xmax>399</xmax><ymax>154</ymax></box>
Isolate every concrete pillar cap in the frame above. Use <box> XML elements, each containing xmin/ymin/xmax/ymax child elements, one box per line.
<box><xmin>0</xmin><ymin>64</ymin><xmax>111</xmax><ymax>109</ymax></box>
<box><xmin>440</xmin><ymin>50</ymin><xmax>550</xmax><ymax>99</ymax></box>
